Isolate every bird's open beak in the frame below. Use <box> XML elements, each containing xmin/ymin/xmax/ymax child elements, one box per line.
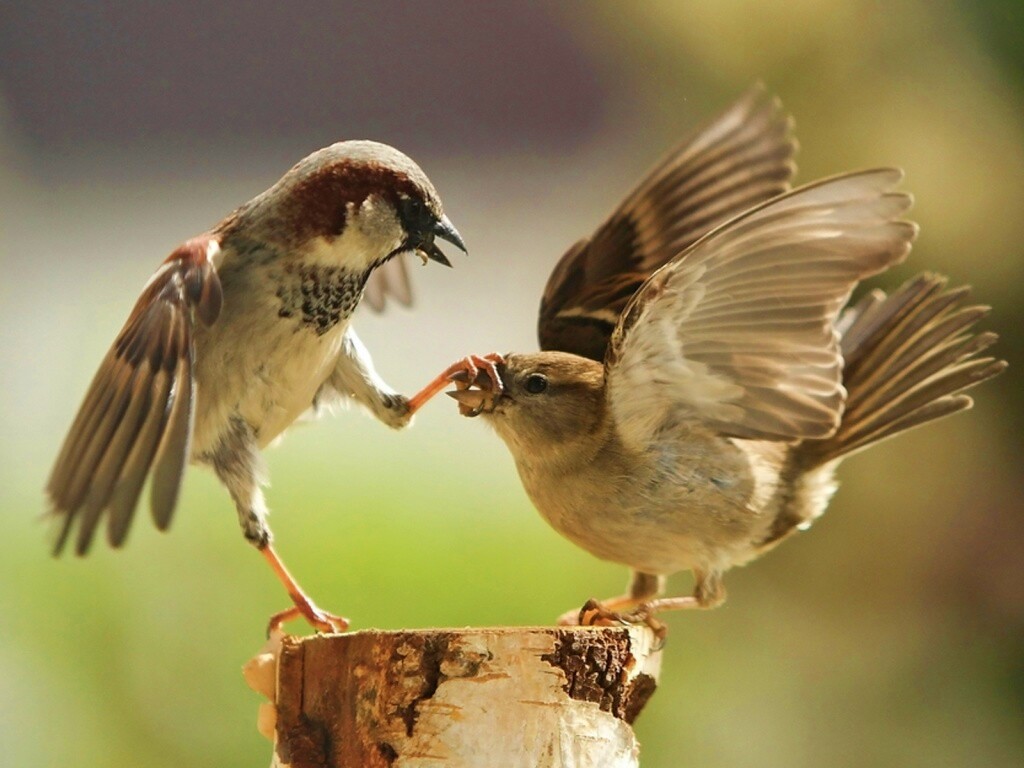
<box><xmin>421</xmin><ymin>214</ymin><xmax>466</xmax><ymax>267</ymax></box>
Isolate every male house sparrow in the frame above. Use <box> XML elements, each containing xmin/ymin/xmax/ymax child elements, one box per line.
<box><xmin>46</xmin><ymin>140</ymin><xmax>465</xmax><ymax>632</ymax></box>
<box><xmin>429</xmin><ymin>90</ymin><xmax>1006</xmax><ymax>626</ymax></box>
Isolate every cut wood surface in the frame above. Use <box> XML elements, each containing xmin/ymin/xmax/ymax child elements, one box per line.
<box><xmin>244</xmin><ymin>626</ymin><xmax>662</xmax><ymax>768</ymax></box>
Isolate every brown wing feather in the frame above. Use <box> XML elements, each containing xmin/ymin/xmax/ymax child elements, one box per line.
<box><xmin>799</xmin><ymin>274</ymin><xmax>1007</xmax><ymax>464</ymax></box>
<box><xmin>538</xmin><ymin>84</ymin><xmax>797</xmax><ymax>361</ymax></box>
<box><xmin>605</xmin><ymin>169</ymin><xmax>917</xmax><ymax>449</ymax></box>
<box><xmin>47</xmin><ymin>237</ymin><xmax>222</xmax><ymax>554</ymax></box>
<box><xmin>149</xmin><ymin>338</ymin><xmax>195</xmax><ymax>532</ymax></box>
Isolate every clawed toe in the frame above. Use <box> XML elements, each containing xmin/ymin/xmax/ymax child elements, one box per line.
<box><xmin>267</xmin><ymin>603</ymin><xmax>350</xmax><ymax>636</ymax></box>
<box><xmin>409</xmin><ymin>353</ymin><xmax>506</xmax><ymax>416</ymax></box>
<box><xmin>448</xmin><ymin>353</ymin><xmax>505</xmax><ymax>392</ymax></box>
<box><xmin>557</xmin><ymin>598</ymin><xmax>669</xmax><ymax>645</ymax></box>
<box><xmin>556</xmin><ymin>598</ymin><xmax>630</xmax><ymax>627</ymax></box>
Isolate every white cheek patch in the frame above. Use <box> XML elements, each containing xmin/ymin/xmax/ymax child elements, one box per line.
<box><xmin>356</xmin><ymin>198</ymin><xmax>407</xmax><ymax>263</ymax></box>
<box><xmin>358</xmin><ymin>197</ymin><xmax>397</xmax><ymax>237</ymax></box>
<box><xmin>301</xmin><ymin>199</ymin><xmax>405</xmax><ymax>269</ymax></box>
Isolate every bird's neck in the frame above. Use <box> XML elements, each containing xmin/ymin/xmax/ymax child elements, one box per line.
<box><xmin>501</xmin><ymin>404</ymin><xmax>617</xmax><ymax>478</ymax></box>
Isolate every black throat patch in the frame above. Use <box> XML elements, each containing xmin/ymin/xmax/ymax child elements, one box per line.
<box><xmin>275</xmin><ymin>264</ymin><xmax>367</xmax><ymax>335</ymax></box>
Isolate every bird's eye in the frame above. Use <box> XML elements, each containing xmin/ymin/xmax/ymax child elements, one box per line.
<box><xmin>524</xmin><ymin>373</ymin><xmax>548</xmax><ymax>394</ymax></box>
<box><xmin>402</xmin><ymin>197</ymin><xmax>426</xmax><ymax>225</ymax></box>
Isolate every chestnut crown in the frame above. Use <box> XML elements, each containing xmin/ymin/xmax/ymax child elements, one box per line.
<box><xmin>228</xmin><ymin>140</ymin><xmax>465</xmax><ymax>268</ymax></box>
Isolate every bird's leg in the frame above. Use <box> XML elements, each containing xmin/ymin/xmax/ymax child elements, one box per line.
<box><xmin>208</xmin><ymin>416</ymin><xmax>349</xmax><ymax>634</ymax></box>
<box><xmin>328</xmin><ymin>328</ymin><xmax>412</xmax><ymax>430</ymax></box>
<box><xmin>557</xmin><ymin>571</ymin><xmax>665</xmax><ymax>626</ymax></box>
<box><xmin>561</xmin><ymin>571</ymin><xmax>726</xmax><ymax>642</ymax></box>
<box><xmin>262</xmin><ymin>545</ymin><xmax>349</xmax><ymax>634</ymax></box>
<box><xmin>640</xmin><ymin>569</ymin><xmax>727</xmax><ymax>614</ymax></box>
<box><xmin>407</xmin><ymin>353</ymin><xmax>505</xmax><ymax>414</ymax></box>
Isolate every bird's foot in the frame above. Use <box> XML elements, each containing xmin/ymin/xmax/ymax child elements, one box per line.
<box><xmin>267</xmin><ymin>599</ymin><xmax>350</xmax><ymax>636</ymax></box>
<box><xmin>377</xmin><ymin>392</ymin><xmax>413</xmax><ymax>429</ymax></box>
<box><xmin>407</xmin><ymin>353</ymin><xmax>505</xmax><ymax>415</ymax></box>
<box><xmin>445</xmin><ymin>353</ymin><xmax>505</xmax><ymax>416</ymax></box>
<box><xmin>260</xmin><ymin>545</ymin><xmax>350</xmax><ymax>635</ymax></box>
<box><xmin>448</xmin><ymin>352</ymin><xmax>505</xmax><ymax>390</ymax></box>
<box><xmin>559</xmin><ymin>598</ymin><xmax>669</xmax><ymax>646</ymax></box>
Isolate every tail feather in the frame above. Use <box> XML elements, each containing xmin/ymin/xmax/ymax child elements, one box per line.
<box><xmin>848</xmin><ymin>330</ymin><xmax>998</xmax><ymax>431</ymax></box>
<box><xmin>800</xmin><ymin>273</ymin><xmax>1006</xmax><ymax>465</ymax></box>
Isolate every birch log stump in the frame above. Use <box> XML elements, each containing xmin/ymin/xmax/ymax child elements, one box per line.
<box><xmin>244</xmin><ymin>626</ymin><xmax>662</xmax><ymax>768</ymax></box>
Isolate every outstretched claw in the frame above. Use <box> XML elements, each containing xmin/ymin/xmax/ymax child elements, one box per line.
<box><xmin>266</xmin><ymin>601</ymin><xmax>350</xmax><ymax>636</ymax></box>
<box><xmin>408</xmin><ymin>352</ymin><xmax>505</xmax><ymax>415</ymax></box>
<box><xmin>454</xmin><ymin>352</ymin><xmax>506</xmax><ymax>392</ymax></box>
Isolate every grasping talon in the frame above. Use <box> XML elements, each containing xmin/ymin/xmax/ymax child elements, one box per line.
<box><xmin>575</xmin><ymin>598</ymin><xmax>620</xmax><ymax>627</ymax></box>
<box><xmin>407</xmin><ymin>352</ymin><xmax>505</xmax><ymax>414</ymax></box>
<box><xmin>266</xmin><ymin>601</ymin><xmax>350</xmax><ymax>636</ymax></box>
<box><xmin>260</xmin><ymin>545</ymin><xmax>350</xmax><ymax>636</ymax></box>
<box><xmin>566</xmin><ymin>599</ymin><xmax>669</xmax><ymax>646</ymax></box>
<box><xmin>448</xmin><ymin>353</ymin><xmax>505</xmax><ymax>392</ymax></box>
<box><xmin>559</xmin><ymin>598</ymin><xmax>634</xmax><ymax>628</ymax></box>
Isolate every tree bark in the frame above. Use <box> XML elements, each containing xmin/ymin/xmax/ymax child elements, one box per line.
<box><xmin>244</xmin><ymin>626</ymin><xmax>662</xmax><ymax>768</ymax></box>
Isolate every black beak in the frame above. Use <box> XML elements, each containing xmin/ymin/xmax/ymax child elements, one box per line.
<box><xmin>399</xmin><ymin>213</ymin><xmax>466</xmax><ymax>268</ymax></box>
<box><xmin>434</xmin><ymin>214</ymin><xmax>466</xmax><ymax>252</ymax></box>
<box><xmin>423</xmin><ymin>214</ymin><xmax>466</xmax><ymax>267</ymax></box>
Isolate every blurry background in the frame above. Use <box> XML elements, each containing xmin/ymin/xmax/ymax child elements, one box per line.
<box><xmin>1</xmin><ymin>1</ymin><xmax>1022</xmax><ymax>766</ymax></box>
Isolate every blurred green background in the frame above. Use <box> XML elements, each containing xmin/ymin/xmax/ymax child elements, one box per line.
<box><xmin>1</xmin><ymin>2</ymin><xmax>1022</xmax><ymax>766</ymax></box>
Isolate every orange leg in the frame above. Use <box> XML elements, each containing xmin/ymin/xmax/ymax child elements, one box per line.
<box><xmin>406</xmin><ymin>353</ymin><xmax>505</xmax><ymax>414</ymax></box>
<box><xmin>261</xmin><ymin>545</ymin><xmax>350</xmax><ymax>634</ymax></box>
<box><xmin>642</xmin><ymin>596</ymin><xmax>702</xmax><ymax>613</ymax></box>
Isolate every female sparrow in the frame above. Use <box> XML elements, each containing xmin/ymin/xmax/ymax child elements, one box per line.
<box><xmin>428</xmin><ymin>91</ymin><xmax>1006</xmax><ymax>628</ymax></box>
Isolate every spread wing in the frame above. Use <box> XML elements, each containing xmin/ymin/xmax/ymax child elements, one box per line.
<box><xmin>46</xmin><ymin>237</ymin><xmax>223</xmax><ymax>554</ymax></box>
<box><xmin>605</xmin><ymin>169</ymin><xmax>918</xmax><ymax>449</ymax></box>
<box><xmin>538</xmin><ymin>84</ymin><xmax>797</xmax><ymax>362</ymax></box>
<box><xmin>363</xmin><ymin>255</ymin><xmax>413</xmax><ymax>312</ymax></box>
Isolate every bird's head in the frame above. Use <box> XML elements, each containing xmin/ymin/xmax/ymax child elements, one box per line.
<box><xmin>449</xmin><ymin>351</ymin><xmax>607</xmax><ymax>459</ymax></box>
<box><xmin>235</xmin><ymin>140</ymin><xmax>465</xmax><ymax>272</ymax></box>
